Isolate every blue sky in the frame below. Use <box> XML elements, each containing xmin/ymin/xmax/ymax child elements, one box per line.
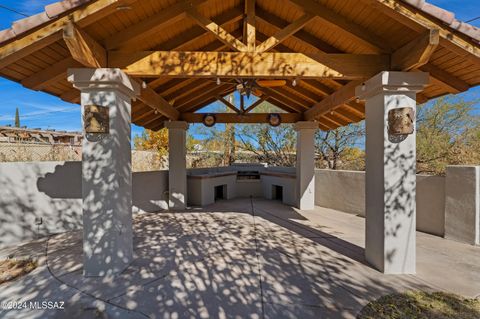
<box><xmin>0</xmin><ymin>0</ymin><xmax>478</xmax><ymax>139</ymax></box>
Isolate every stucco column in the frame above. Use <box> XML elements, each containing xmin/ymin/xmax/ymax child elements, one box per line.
<box><xmin>295</xmin><ymin>121</ymin><xmax>317</xmax><ymax>210</ymax></box>
<box><xmin>356</xmin><ymin>71</ymin><xmax>429</xmax><ymax>274</ymax></box>
<box><xmin>68</xmin><ymin>68</ymin><xmax>140</xmax><ymax>277</ymax></box>
<box><xmin>166</xmin><ymin>121</ymin><xmax>188</xmax><ymax>210</ymax></box>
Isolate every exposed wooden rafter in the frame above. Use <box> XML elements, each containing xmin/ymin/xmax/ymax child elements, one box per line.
<box><xmin>304</xmin><ymin>80</ymin><xmax>363</xmax><ymax>121</ymax></box>
<box><xmin>63</xmin><ymin>21</ymin><xmax>107</xmax><ymax>68</ymax></box>
<box><xmin>391</xmin><ymin>29</ymin><xmax>439</xmax><ymax>71</ymax></box>
<box><xmin>244</xmin><ymin>0</ymin><xmax>256</xmax><ymax>51</ymax></box>
<box><xmin>137</xmin><ymin>84</ymin><xmax>180</xmax><ymax>120</ymax></box>
<box><xmin>62</xmin><ymin>22</ymin><xmax>179</xmax><ymax>120</ymax></box>
<box><xmin>256</xmin><ymin>13</ymin><xmax>315</xmax><ymax>53</ymax></box>
<box><xmin>257</xmin><ymin>13</ymin><xmax>315</xmax><ymax>52</ymax></box>
<box><xmin>105</xmin><ymin>0</ymin><xmax>207</xmax><ymax>50</ymax></box>
<box><xmin>186</xmin><ymin>7</ymin><xmax>248</xmax><ymax>52</ymax></box>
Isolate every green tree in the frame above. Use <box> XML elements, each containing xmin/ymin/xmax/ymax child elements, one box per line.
<box><xmin>416</xmin><ymin>96</ymin><xmax>480</xmax><ymax>175</ymax></box>
<box><xmin>235</xmin><ymin>101</ymin><xmax>297</xmax><ymax>167</ymax></box>
<box><xmin>14</xmin><ymin>107</ymin><xmax>20</xmax><ymax>128</ymax></box>
<box><xmin>134</xmin><ymin>128</ymin><xmax>169</xmax><ymax>156</ymax></box>
<box><xmin>314</xmin><ymin>122</ymin><xmax>365</xmax><ymax>170</ymax></box>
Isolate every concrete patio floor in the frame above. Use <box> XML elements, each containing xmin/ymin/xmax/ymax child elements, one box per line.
<box><xmin>1</xmin><ymin>198</ymin><xmax>479</xmax><ymax>319</ymax></box>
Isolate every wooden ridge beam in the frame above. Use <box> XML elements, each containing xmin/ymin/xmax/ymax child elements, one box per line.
<box><xmin>109</xmin><ymin>51</ymin><xmax>388</xmax><ymax>79</ymax></box>
<box><xmin>304</xmin><ymin>80</ymin><xmax>363</xmax><ymax>121</ymax></box>
<box><xmin>180</xmin><ymin>113</ymin><xmax>302</xmax><ymax>124</ymax></box>
<box><xmin>105</xmin><ymin>0</ymin><xmax>207</xmax><ymax>50</ymax></box>
<box><xmin>186</xmin><ymin>7</ymin><xmax>247</xmax><ymax>52</ymax></box>
<box><xmin>256</xmin><ymin>13</ymin><xmax>315</xmax><ymax>53</ymax></box>
<box><xmin>63</xmin><ymin>21</ymin><xmax>107</xmax><ymax>68</ymax></box>
<box><xmin>391</xmin><ymin>29</ymin><xmax>440</xmax><ymax>71</ymax></box>
<box><xmin>244</xmin><ymin>0</ymin><xmax>256</xmax><ymax>51</ymax></box>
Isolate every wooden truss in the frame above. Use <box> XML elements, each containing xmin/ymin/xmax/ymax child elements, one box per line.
<box><xmin>0</xmin><ymin>0</ymin><xmax>477</xmax><ymax>129</ymax></box>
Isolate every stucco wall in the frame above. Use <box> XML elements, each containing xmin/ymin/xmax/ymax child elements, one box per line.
<box><xmin>314</xmin><ymin>169</ymin><xmax>446</xmax><ymax>236</ymax></box>
<box><xmin>0</xmin><ymin>161</ymin><xmax>169</xmax><ymax>248</ymax></box>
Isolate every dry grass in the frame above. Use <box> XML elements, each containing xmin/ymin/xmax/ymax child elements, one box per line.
<box><xmin>0</xmin><ymin>258</ymin><xmax>38</xmax><ymax>284</ymax></box>
<box><xmin>358</xmin><ymin>291</ymin><xmax>480</xmax><ymax>319</ymax></box>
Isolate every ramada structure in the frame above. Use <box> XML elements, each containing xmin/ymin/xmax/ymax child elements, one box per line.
<box><xmin>0</xmin><ymin>0</ymin><xmax>479</xmax><ymax>277</ymax></box>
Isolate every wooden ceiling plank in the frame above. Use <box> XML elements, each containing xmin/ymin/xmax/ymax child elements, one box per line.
<box><xmin>255</xmin><ymin>7</ymin><xmax>340</xmax><ymax>54</ymax></box>
<box><xmin>256</xmin><ymin>13</ymin><xmax>315</xmax><ymax>53</ymax></box>
<box><xmin>181</xmin><ymin>86</ymin><xmax>236</xmax><ymax>113</ymax></box>
<box><xmin>186</xmin><ymin>7</ymin><xmax>247</xmax><ymax>52</ymax></box>
<box><xmin>21</xmin><ymin>57</ymin><xmax>81</xmax><ymax>90</ymax></box>
<box><xmin>244</xmin><ymin>0</ymin><xmax>256</xmax><ymax>51</ymax></box>
<box><xmin>110</xmin><ymin>51</ymin><xmax>386</xmax><ymax>79</ymax></box>
<box><xmin>258</xmin><ymin>87</ymin><xmax>306</xmax><ymax>112</ymax></box>
<box><xmin>105</xmin><ymin>0</ymin><xmax>208</xmax><ymax>50</ymax></box>
<box><xmin>176</xmin><ymin>83</ymin><xmax>234</xmax><ymax>112</ymax></box>
<box><xmin>288</xmin><ymin>0</ymin><xmax>391</xmax><ymax>53</ymax></box>
<box><xmin>63</xmin><ymin>21</ymin><xmax>107</xmax><ymax>68</ymax></box>
<box><xmin>420</xmin><ymin>63</ymin><xmax>470</xmax><ymax>93</ymax></box>
<box><xmin>391</xmin><ymin>29</ymin><xmax>440</xmax><ymax>71</ymax></box>
<box><xmin>132</xmin><ymin>105</ymin><xmax>155</xmax><ymax>122</ymax></box>
<box><xmin>334</xmin><ymin>106</ymin><xmax>363</xmax><ymax>122</ymax></box>
<box><xmin>264</xmin><ymin>86</ymin><xmax>311</xmax><ymax>110</ymax></box>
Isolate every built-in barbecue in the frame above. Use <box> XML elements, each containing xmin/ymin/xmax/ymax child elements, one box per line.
<box><xmin>236</xmin><ymin>170</ymin><xmax>260</xmax><ymax>180</ymax></box>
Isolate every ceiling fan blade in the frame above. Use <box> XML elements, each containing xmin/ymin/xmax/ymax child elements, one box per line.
<box><xmin>252</xmin><ymin>88</ymin><xmax>263</xmax><ymax>97</ymax></box>
<box><xmin>256</xmin><ymin>79</ymin><xmax>287</xmax><ymax>87</ymax></box>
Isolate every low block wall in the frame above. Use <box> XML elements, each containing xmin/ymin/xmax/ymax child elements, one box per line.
<box><xmin>0</xmin><ymin>161</ymin><xmax>168</xmax><ymax>248</ymax></box>
<box><xmin>314</xmin><ymin>169</ymin><xmax>446</xmax><ymax>237</ymax></box>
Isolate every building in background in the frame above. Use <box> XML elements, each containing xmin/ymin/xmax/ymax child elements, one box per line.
<box><xmin>0</xmin><ymin>126</ymin><xmax>82</xmax><ymax>145</ymax></box>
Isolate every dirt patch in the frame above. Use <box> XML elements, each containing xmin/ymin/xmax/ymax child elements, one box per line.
<box><xmin>0</xmin><ymin>258</ymin><xmax>38</xmax><ymax>284</ymax></box>
<box><xmin>358</xmin><ymin>291</ymin><xmax>480</xmax><ymax>319</ymax></box>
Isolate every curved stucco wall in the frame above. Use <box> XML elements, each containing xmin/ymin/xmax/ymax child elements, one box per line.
<box><xmin>0</xmin><ymin>161</ymin><xmax>169</xmax><ymax>248</ymax></box>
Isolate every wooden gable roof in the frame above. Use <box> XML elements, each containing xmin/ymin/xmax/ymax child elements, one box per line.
<box><xmin>0</xmin><ymin>0</ymin><xmax>479</xmax><ymax>130</ymax></box>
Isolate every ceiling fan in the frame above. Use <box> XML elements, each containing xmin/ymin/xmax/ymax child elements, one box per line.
<box><xmin>235</xmin><ymin>79</ymin><xmax>287</xmax><ymax>98</ymax></box>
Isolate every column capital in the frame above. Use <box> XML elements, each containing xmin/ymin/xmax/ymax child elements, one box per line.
<box><xmin>356</xmin><ymin>71</ymin><xmax>429</xmax><ymax>100</ymax></box>
<box><xmin>165</xmin><ymin>121</ymin><xmax>189</xmax><ymax>130</ymax></box>
<box><xmin>294</xmin><ymin>121</ymin><xmax>318</xmax><ymax>131</ymax></box>
<box><xmin>67</xmin><ymin>68</ymin><xmax>140</xmax><ymax>98</ymax></box>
